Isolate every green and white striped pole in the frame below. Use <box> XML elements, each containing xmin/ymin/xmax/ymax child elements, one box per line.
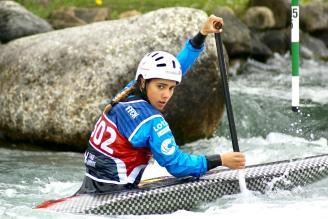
<box><xmin>291</xmin><ymin>0</ymin><xmax>300</xmax><ymax>112</ymax></box>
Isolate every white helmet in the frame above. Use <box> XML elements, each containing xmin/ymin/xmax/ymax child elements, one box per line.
<box><xmin>135</xmin><ymin>51</ymin><xmax>182</xmax><ymax>84</ymax></box>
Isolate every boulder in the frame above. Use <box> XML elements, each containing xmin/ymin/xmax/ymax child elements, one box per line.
<box><xmin>0</xmin><ymin>7</ymin><xmax>227</xmax><ymax>150</ymax></box>
<box><xmin>243</xmin><ymin>6</ymin><xmax>275</xmax><ymax>30</ymax></box>
<box><xmin>300</xmin><ymin>32</ymin><xmax>328</xmax><ymax>60</ymax></box>
<box><xmin>74</xmin><ymin>7</ymin><xmax>108</xmax><ymax>23</ymax></box>
<box><xmin>300</xmin><ymin>1</ymin><xmax>328</xmax><ymax>48</ymax></box>
<box><xmin>257</xmin><ymin>29</ymin><xmax>290</xmax><ymax>54</ymax></box>
<box><xmin>300</xmin><ymin>1</ymin><xmax>328</xmax><ymax>33</ymax></box>
<box><xmin>249</xmin><ymin>0</ymin><xmax>290</xmax><ymax>28</ymax></box>
<box><xmin>49</xmin><ymin>7</ymin><xmax>108</xmax><ymax>29</ymax></box>
<box><xmin>0</xmin><ymin>1</ymin><xmax>53</xmax><ymax>43</ymax></box>
<box><xmin>214</xmin><ymin>7</ymin><xmax>251</xmax><ymax>57</ymax></box>
<box><xmin>312</xmin><ymin>30</ymin><xmax>328</xmax><ymax>47</ymax></box>
<box><xmin>119</xmin><ymin>10</ymin><xmax>142</xmax><ymax>19</ymax></box>
<box><xmin>249</xmin><ymin>33</ymin><xmax>273</xmax><ymax>62</ymax></box>
<box><xmin>257</xmin><ymin>28</ymin><xmax>328</xmax><ymax>60</ymax></box>
<box><xmin>214</xmin><ymin>7</ymin><xmax>272</xmax><ymax>61</ymax></box>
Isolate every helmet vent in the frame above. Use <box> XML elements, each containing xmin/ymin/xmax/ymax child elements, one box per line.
<box><xmin>155</xmin><ymin>56</ymin><xmax>163</xmax><ymax>61</ymax></box>
<box><xmin>151</xmin><ymin>53</ymin><xmax>159</xmax><ymax>57</ymax></box>
<box><xmin>136</xmin><ymin>51</ymin><xmax>182</xmax><ymax>83</ymax></box>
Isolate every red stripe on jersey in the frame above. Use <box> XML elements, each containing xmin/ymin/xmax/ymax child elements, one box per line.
<box><xmin>89</xmin><ymin>113</ymin><xmax>151</xmax><ymax>176</ymax></box>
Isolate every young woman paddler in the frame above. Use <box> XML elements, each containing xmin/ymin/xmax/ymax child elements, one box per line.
<box><xmin>76</xmin><ymin>15</ymin><xmax>246</xmax><ymax>194</ymax></box>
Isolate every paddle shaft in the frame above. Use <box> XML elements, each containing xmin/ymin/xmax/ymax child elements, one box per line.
<box><xmin>214</xmin><ymin>33</ymin><xmax>240</xmax><ymax>152</ymax></box>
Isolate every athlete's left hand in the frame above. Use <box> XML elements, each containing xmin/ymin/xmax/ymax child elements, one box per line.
<box><xmin>200</xmin><ymin>15</ymin><xmax>224</xmax><ymax>35</ymax></box>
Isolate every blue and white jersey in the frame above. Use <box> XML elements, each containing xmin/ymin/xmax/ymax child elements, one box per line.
<box><xmin>124</xmin><ymin>100</ymin><xmax>208</xmax><ymax>177</ymax></box>
<box><xmin>108</xmin><ymin>97</ymin><xmax>207</xmax><ymax>178</ymax></box>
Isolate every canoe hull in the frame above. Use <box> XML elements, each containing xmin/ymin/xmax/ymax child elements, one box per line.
<box><xmin>36</xmin><ymin>154</ymin><xmax>328</xmax><ymax>215</ymax></box>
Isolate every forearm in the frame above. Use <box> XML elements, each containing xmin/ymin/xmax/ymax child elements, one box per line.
<box><xmin>190</xmin><ymin>31</ymin><xmax>207</xmax><ymax>49</ymax></box>
<box><xmin>162</xmin><ymin>152</ymin><xmax>208</xmax><ymax>178</ymax></box>
<box><xmin>176</xmin><ymin>39</ymin><xmax>204</xmax><ymax>75</ymax></box>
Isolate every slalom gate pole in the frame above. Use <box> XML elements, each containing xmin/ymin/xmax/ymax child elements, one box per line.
<box><xmin>291</xmin><ymin>0</ymin><xmax>300</xmax><ymax>112</ymax></box>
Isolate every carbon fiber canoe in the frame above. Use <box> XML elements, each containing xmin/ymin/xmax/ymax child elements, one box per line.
<box><xmin>36</xmin><ymin>154</ymin><xmax>328</xmax><ymax>215</ymax></box>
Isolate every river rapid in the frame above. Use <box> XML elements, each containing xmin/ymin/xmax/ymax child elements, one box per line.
<box><xmin>1</xmin><ymin>54</ymin><xmax>327</xmax><ymax>219</ymax></box>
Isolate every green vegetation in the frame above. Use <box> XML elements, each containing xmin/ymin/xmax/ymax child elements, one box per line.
<box><xmin>14</xmin><ymin>0</ymin><xmax>250</xmax><ymax>19</ymax></box>
<box><xmin>14</xmin><ymin>0</ymin><xmax>328</xmax><ymax>20</ymax></box>
<box><xmin>15</xmin><ymin>0</ymin><xmax>96</xmax><ymax>19</ymax></box>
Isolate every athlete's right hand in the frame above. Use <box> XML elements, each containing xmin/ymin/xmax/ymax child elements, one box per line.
<box><xmin>200</xmin><ymin>15</ymin><xmax>224</xmax><ymax>35</ymax></box>
<box><xmin>221</xmin><ymin>152</ymin><xmax>246</xmax><ymax>169</ymax></box>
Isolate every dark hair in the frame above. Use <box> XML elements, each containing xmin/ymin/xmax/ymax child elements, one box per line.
<box><xmin>103</xmin><ymin>83</ymin><xmax>136</xmax><ymax>114</ymax></box>
<box><xmin>103</xmin><ymin>76</ymin><xmax>149</xmax><ymax>114</ymax></box>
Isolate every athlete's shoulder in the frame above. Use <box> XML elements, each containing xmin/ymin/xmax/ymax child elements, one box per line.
<box><xmin>109</xmin><ymin>99</ymin><xmax>163</xmax><ymax>140</ymax></box>
<box><xmin>116</xmin><ymin>99</ymin><xmax>161</xmax><ymax>120</ymax></box>
<box><xmin>129</xmin><ymin>113</ymin><xmax>171</xmax><ymax>147</ymax></box>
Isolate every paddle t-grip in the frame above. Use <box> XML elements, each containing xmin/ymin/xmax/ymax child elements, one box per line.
<box><xmin>214</xmin><ymin>22</ymin><xmax>223</xmax><ymax>30</ymax></box>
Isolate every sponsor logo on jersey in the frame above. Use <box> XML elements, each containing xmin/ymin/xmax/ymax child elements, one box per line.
<box><xmin>125</xmin><ymin>105</ymin><xmax>139</xmax><ymax>119</ymax></box>
<box><xmin>153</xmin><ymin>120</ymin><xmax>170</xmax><ymax>137</ymax></box>
<box><xmin>85</xmin><ymin>152</ymin><xmax>96</xmax><ymax>167</ymax></box>
<box><xmin>161</xmin><ymin>138</ymin><xmax>175</xmax><ymax>155</ymax></box>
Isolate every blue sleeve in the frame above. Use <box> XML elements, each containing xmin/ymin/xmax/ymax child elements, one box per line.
<box><xmin>130</xmin><ymin>116</ymin><xmax>208</xmax><ymax>177</ymax></box>
<box><xmin>176</xmin><ymin>40</ymin><xmax>205</xmax><ymax>76</ymax></box>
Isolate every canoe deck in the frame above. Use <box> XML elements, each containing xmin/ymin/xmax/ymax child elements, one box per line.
<box><xmin>36</xmin><ymin>154</ymin><xmax>328</xmax><ymax>215</ymax></box>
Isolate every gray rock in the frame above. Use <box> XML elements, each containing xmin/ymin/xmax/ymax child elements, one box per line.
<box><xmin>300</xmin><ymin>1</ymin><xmax>328</xmax><ymax>50</ymax></box>
<box><xmin>49</xmin><ymin>7</ymin><xmax>109</xmax><ymax>29</ymax></box>
<box><xmin>119</xmin><ymin>10</ymin><xmax>142</xmax><ymax>19</ymax></box>
<box><xmin>312</xmin><ymin>30</ymin><xmax>328</xmax><ymax>47</ymax></box>
<box><xmin>249</xmin><ymin>0</ymin><xmax>290</xmax><ymax>28</ymax></box>
<box><xmin>74</xmin><ymin>7</ymin><xmax>108</xmax><ymax>23</ymax></box>
<box><xmin>0</xmin><ymin>1</ymin><xmax>53</xmax><ymax>43</ymax></box>
<box><xmin>0</xmin><ymin>7</ymin><xmax>227</xmax><ymax>150</ymax></box>
<box><xmin>243</xmin><ymin>6</ymin><xmax>275</xmax><ymax>30</ymax></box>
<box><xmin>49</xmin><ymin>7</ymin><xmax>86</xmax><ymax>29</ymax></box>
<box><xmin>258</xmin><ymin>27</ymin><xmax>328</xmax><ymax>60</ymax></box>
<box><xmin>300</xmin><ymin>32</ymin><xmax>328</xmax><ymax>60</ymax></box>
<box><xmin>249</xmin><ymin>33</ymin><xmax>273</xmax><ymax>62</ymax></box>
<box><xmin>257</xmin><ymin>29</ymin><xmax>290</xmax><ymax>54</ymax></box>
<box><xmin>214</xmin><ymin>7</ymin><xmax>272</xmax><ymax>61</ymax></box>
<box><xmin>300</xmin><ymin>1</ymin><xmax>328</xmax><ymax>33</ymax></box>
<box><xmin>214</xmin><ymin>7</ymin><xmax>252</xmax><ymax>57</ymax></box>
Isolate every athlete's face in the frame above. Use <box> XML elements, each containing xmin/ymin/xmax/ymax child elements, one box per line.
<box><xmin>144</xmin><ymin>79</ymin><xmax>177</xmax><ymax>110</ymax></box>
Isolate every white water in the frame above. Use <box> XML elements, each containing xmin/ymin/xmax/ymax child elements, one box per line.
<box><xmin>1</xmin><ymin>55</ymin><xmax>328</xmax><ymax>218</ymax></box>
<box><xmin>1</xmin><ymin>133</ymin><xmax>328</xmax><ymax>219</ymax></box>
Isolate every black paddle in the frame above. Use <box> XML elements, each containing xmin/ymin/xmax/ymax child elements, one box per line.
<box><xmin>214</xmin><ymin>24</ymin><xmax>240</xmax><ymax>153</ymax></box>
<box><xmin>214</xmin><ymin>23</ymin><xmax>248</xmax><ymax>192</ymax></box>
